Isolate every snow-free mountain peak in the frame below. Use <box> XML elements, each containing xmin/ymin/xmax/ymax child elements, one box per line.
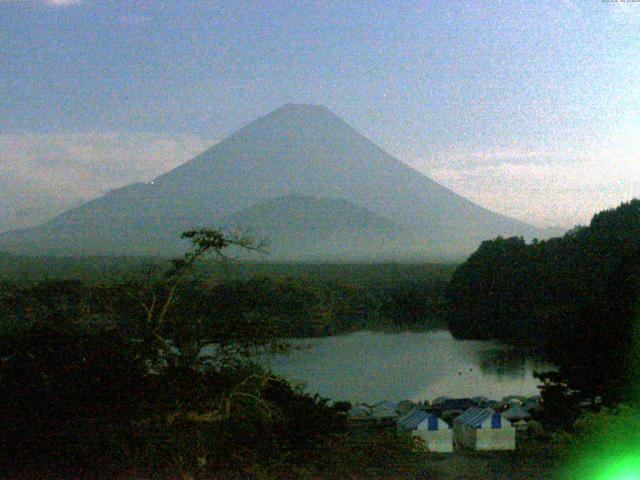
<box><xmin>0</xmin><ymin>104</ymin><xmax>559</xmax><ymax>259</ymax></box>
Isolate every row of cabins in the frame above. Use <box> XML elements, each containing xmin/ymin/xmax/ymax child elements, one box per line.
<box><xmin>398</xmin><ymin>406</ymin><xmax>516</xmax><ymax>452</ymax></box>
<box><xmin>348</xmin><ymin>395</ymin><xmax>541</xmax><ymax>452</ymax></box>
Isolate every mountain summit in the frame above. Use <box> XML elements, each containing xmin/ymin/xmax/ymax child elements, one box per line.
<box><xmin>0</xmin><ymin>104</ymin><xmax>556</xmax><ymax>259</ymax></box>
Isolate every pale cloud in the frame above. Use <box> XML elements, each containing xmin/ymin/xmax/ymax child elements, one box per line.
<box><xmin>0</xmin><ymin>132</ymin><xmax>215</xmax><ymax>232</ymax></box>
<box><xmin>425</xmin><ymin>137</ymin><xmax>640</xmax><ymax>228</ymax></box>
<box><xmin>422</xmin><ymin>144</ymin><xmax>581</xmax><ymax>169</ymax></box>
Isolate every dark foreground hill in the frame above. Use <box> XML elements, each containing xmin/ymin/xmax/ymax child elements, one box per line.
<box><xmin>0</xmin><ymin>104</ymin><xmax>558</xmax><ymax>259</ymax></box>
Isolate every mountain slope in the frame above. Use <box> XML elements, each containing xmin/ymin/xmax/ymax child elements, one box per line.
<box><xmin>0</xmin><ymin>103</ymin><xmax>556</xmax><ymax>258</ymax></box>
<box><xmin>219</xmin><ymin>194</ymin><xmax>402</xmax><ymax>259</ymax></box>
<box><xmin>222</xmin><ymin>194</ymin><xmax>399</xmax><ymax>235</ymax></box>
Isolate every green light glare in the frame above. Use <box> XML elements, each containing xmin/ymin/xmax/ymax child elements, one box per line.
<box><xmin>594</xmin><ymin>456</ymin><xmax>640</xmax><ymax>480</ymax></box>
<box><xmin>557</xmin><ymin>314</ymin><xmax>640</xmax><ymax>480</ymax></box>
<box><xmin>559</xmin><ymin>405</ymin><xmax>640</xmax><ymax>480</ymax></box>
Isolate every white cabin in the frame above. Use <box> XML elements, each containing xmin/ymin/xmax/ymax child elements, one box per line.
<box><xmin>397</xmin><ymin>407</ymin><xmax>453</xmax><ymax>453</ymax></box>
<box><xmin>453</xmin><ymin>407</ymin><xmax>515</xmax><ymax>451</ymax></box>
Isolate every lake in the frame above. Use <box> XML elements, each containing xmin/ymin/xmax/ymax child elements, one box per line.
<box><xmin>261</xmin><ymin>330</ymin><xmax>554</xmax><ymax>404</ymax></box>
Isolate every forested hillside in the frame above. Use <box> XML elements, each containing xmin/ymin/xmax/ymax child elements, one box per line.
<box><xmin>446</xmin><ymin>199</ymin><xmax>640</xmax><ymax>406</ymax></box>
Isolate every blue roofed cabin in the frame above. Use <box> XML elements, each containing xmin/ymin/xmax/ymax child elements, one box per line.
<box><xmin>453</xmin><ymin>407</ymin><xmax>515</xmax><ymax>451</ymax></box>
<box><xmin>397</xmin><ymin>407</ymin><xmax>453</xmax><ymax>453</ymax></box>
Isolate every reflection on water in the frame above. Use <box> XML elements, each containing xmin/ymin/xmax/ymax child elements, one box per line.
<box><xmin>262</xmin><ymin>330</ymin><xmax>555</xmax><ymax>404</ymax></box>
<box><xmin>477</xmin><ymin>347</ymin><xmax>549</xmax><ymax>378</ymax></box>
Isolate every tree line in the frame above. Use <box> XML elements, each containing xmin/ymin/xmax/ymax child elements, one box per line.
<box><xmin>446</xmin><ymin>199</ymin><xmax>640</xmax><ymax>414</ymax></box>
<box><xmin>1</xmin><ymin>267</ymin><xmax>449</xmax><ymax>341</ymax></box>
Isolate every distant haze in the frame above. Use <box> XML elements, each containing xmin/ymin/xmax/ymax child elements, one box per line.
<box><xmin>0</xmin><ymin>133</ymin><xmax>214</xmax><ymax>233</ymax></box>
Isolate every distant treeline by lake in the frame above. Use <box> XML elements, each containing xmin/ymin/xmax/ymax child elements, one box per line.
<box><xmin>0</xmin><ymin>260</ymin><xmax>456</xmax><ymax>337</ymax></box>
<box><xmin>0</xmin><ymin>254</ymin><xmax>456</xmax><ymax>284</ymax></box>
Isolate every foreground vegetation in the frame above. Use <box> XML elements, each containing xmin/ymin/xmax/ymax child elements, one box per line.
<box><xmin>0</xmin><ymin>230</ymin><xmax>443</xmax><ymax>479</ymax></box>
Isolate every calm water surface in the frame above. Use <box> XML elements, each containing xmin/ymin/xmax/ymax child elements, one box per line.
<box><xmin>262</xmin><ymin>330</ymin><xmax>553</xmax><ymax>404</ymax></box>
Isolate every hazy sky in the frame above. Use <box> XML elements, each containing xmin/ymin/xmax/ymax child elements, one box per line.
<box><xmin>1</xmin><ymin>0</ymin><xmax>639</xmax><ymax>231</ymax></box>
